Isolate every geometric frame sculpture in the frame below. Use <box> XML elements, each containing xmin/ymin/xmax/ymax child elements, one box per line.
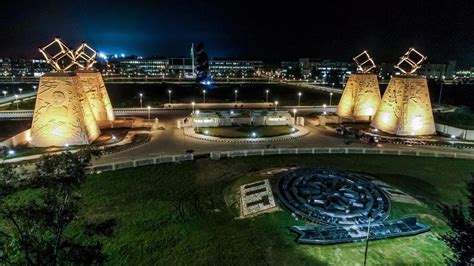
<box><xmin>394</xmin><ymin>48</ymin><xmax>427</xmax><ymax>75</ymax></box>
<box><xmin>353</xmin><ymin>50</ymin><xmax>376</xmax><ymax>73</ymax></box>
<box><xmin>38</xmin><ymin>37</ymin><xmax>76</xmax><ymax>72</ymax></box>
<box><xmin>74</xmin><ymin>42</ymin><xmax>98</xmax><ymax>70</ymax></box>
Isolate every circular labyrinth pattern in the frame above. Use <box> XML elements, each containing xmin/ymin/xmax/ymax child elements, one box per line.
<box><xmin>277</xmin><ymin>168</ymin><xmax>390</xmax><ymax>225</ymax></box>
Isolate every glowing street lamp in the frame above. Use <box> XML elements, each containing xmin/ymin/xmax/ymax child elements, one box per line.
<box><xmin>323</xmin><ymin>104</ymin><xmax>327</xmax><ymax>115</ymax></box>
<box><xmin>298</xmin><ymin>92</ymin><xmax>302</xmax><ymax>106</ymax></box>
<box><xmin>33</xmin><ymin>85</ymin><xmax>37</xmax><ymax>91</ymax></box>
<box><xmin>18</xmin><ymin>88</ymin><xmax>23</xmax><ymax>95</ymax></box>
<box><xmin>147</xmin><ymin>106</ymin><xmax>151</xmax><ymax>120</ymax></box>
<box><xmin>168</xmin><ymin>90</ymin><xmax>172</xmax><ymax>104</ymax></box>
<box><xmin>265</xmin><ymin>89</ymin><xmax>269</xmax><ymax>103</ymax></box>
<box><xmin>329</xmin><ymin>92</ymin><xmax>333</xmax><ymax>106</ymax></box>
<box><xmin>191</xmin><ymin>101</ymin><xmax>195</xmax><ymax>113</ymax></box>
<box><xmin>202</xmin><ymin>89</ymin><xmax>206</xmax><ymax>103</ymax></box>
<box><xmin>234</xmin><ymin>90</ymin><xmax>238</xmax><ymax>103</ymax></box>
<box><xmin>2</xmin><ymin>90</ymin><xmax>6</xmax><ymax>98</ymax></box>
<box><xmin>139</xmin><ymin>93</ymin><xmax>143</xmax><ymax>108</ymax></box>
<box><xmin>274</xmin><ymin>101</ymin><xmax>279</xmax><ymax>111</ymax></box>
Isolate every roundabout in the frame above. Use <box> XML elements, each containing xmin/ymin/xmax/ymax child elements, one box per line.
<box><xmin>277</xmin><ymin>168</ymin><xmax>390</xmax><ymax>225</ymax></box>
<box><xmin>183</xmin><ymin>125</ymin><xmax>309</xmax><ymax>143</ymax></box>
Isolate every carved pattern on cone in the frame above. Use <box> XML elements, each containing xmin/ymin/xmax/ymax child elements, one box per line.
<box><xmin>370</xmin><ymin>76</ymin><xmax>435</xmax><ymax>136</ymax></box>
<box><xmin>76</xmin><ymin>71</ymin><xmax>115</xmax><ymax>123</ymax></box>
<box><xmin>30</xmin><ymin>74</ymin><xmax>101</xmax><ymax>147</ymax></box>
<box><xmin>336</xmin><ymin>74</ymin><xmax>381</xmax><ymax>118</ymax></box>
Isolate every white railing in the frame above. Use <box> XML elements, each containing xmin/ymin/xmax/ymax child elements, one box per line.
<box><xmin>88</xmin><ymin>153</ymin><xmax>194</xmax><ymax>174</ymax></box>
<box><xmin>209</xmin><ymin>147</ymin><xmax>474</xmax><ymax>160</ymax></box>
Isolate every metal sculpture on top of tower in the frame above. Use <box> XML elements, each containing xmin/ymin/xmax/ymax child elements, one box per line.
<box><xmin>370</xmin><ymin>48</ymin><xmax>435</xmax><ymax>136</ymax></box>
<box><xmin>336</xmin><ymin>51</ymin><xmax>381</xmax><ymax>120</ymax></box>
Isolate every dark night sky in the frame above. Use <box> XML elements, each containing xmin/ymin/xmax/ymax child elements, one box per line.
<box><xmin>1</xmin><ymin>0</ymin><xmax>474</xmax><ymax>65</ymax></box>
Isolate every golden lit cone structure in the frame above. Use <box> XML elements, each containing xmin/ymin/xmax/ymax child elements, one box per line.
<box><xmin>336</xmin><ymin>51</ymin><xmax>381</xmax><ymax>120</ymax></box>
<box><xmin>370</xmin><ymin>48</ymin><xmax>435</xmax><ymax>135</ymax></box>
<box><xmin>30</xmin><ymin>73</ymin><xmax>101</xmax><ymax>146</ymax></box>
<box><xmin>74</xmin><ymin>43</ymin><xmax>115</xmax><ymax>123</ymax></box>
<box><xmin>30</xmin><ymin>38</ymin><xmax>101</xmax><ymax>147</ymax></box>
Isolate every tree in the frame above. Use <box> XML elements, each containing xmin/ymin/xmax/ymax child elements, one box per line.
<box><xmin>0</xmin><ymin>149</ymin><xmax>112</xmax><ymax>265</ymax></box>
<box><xmin>441</xmin><ymin>176</ymin><xmax>474</xmax><ymax>265</ymax></box>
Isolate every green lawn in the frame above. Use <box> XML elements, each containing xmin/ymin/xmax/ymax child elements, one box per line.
<box><xmin>196</xmin><ymin>125</ymin><xmax>296</xmax><ymax>138</ymax></box>
<box><xmin>73</xmin><ymin>155</ymin><xmax>474</xmax><ymax>265</ymax></box>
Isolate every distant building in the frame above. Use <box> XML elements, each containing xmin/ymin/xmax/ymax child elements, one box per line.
<box><xmin>107</xmin><ymin>57</ymin><xmax>168</xmax><ymax>76</ymax></box>
<box><xmin>0</xmin><ymin>58</ymin><xmax>50</xmax><ymax>77</ymax></box>
<box><xmin>281</xmin><ymin>59</ymin><xmax>354</xmax><ymax>84</ymax></box>
<box><xmin>417</xmin><ymin>61</ymin><xmax>456</xmax><ymax>80</ymax></box>
<box><xmin>209</xmin><ymin>59</ymin><xmax>263</xmax><ymax>76</ymax></box>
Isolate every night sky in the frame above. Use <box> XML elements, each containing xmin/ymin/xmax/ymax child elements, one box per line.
<box><xmin>1</xmin><ymin>0</ymin><xmax>474</xmax><ymax>65</ymax></box>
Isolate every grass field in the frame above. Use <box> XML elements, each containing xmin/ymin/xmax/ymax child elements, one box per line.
<box><xmin>72</xmin><ymin>155</ymin><xmax>474</xmax><ymax>265</ymax></box>
<box><xmin>196</xmin><ymin>125</ymin><xmax>296</xmax><ymax>138</ymax></box>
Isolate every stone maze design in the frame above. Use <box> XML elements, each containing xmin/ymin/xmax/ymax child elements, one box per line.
<box><xmin>277</xmin><ymin>168</ymin><xmax>390</xmax><ymax>225</ymax></box>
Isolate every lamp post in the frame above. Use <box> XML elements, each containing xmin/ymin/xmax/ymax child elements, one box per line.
<box><xmin>191</xmin><ymin>101</ymin><xmax>195</xmax><ymax>113</ymax></box>
<box><xmin>14</xmin><ymin>95</ymin><xmax>19</xmax><ymax>110</ymax></box>
<box><xmin>18</xmin><ymin>88</ymin><xmax>22</xmax><ymax>95</ymax></box>
<box><xmin>323</xmin><ymin>104</ymin><xmax>327</xmax><ymax>115</ymax></box>
<box><xmin>265</xmin><ymin>89</ymin><xmax>269</xmax><ymax>103</ymax></box>
<box><xmin>438</xmin><ymin>82</ymin><xmax>443</xmax><ymax>105</ymax></box>
<box><xmin>196</xmin><ymin>110</ymin><xmax>200</xmax><ymax>132</ymax></box>
<box><xmin>363</xmin><ymin>217</ymin><xmax>372</xmax><ymax>266</ymax></box>
<box><xmin>329</xmin><ymin>92</ymin><xmax>333</xmax><ymax>106</ymax></box>
<box><xmin>33</xmin><ymin>85</ymin><xmax>37</xmax><ymax>91</ymax></box>
<box><xmin>147</xmin><ymin>106</ymin><xmax>151</xmax><ymax>121</ymax></box>
<box><xmin>274</xmin><ymin>101</ymin><xmax>279</xmax><ymax>111</ymax></box>
<box><xmin>168</xmin><ymin>90</ymin><xmax>172</xmax><ymax>104</ymax></box>
<box><xmin>293</xmin><ymin>109</ymin><xmax>297</xmax><ymax>125</ymax></box>
<box><xmin>139</xmin><ymin>93</ymin><xmax>143</xmax><ymax>108</ymax></box>
<box><xmin>202</xmin><ymin>89</ymin><xmax>206</xmax><ymax>103</ymax></box>
<box><xmin>234</xmin><ymin>89</ymin><xmax>238</xmax><ymax>103</ymax></box>
<box><xmin>2</xmin><ymin>90</ymin><xmax>6</xmax><ymax>98</ymax></box>
<box><xmin>298</xmin><ymin>92</ymin><xmax>302</xmax><ymax>106</ymax></box>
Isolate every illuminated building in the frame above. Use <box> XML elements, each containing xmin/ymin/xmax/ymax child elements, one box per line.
<box><xmin>191</xmin><ymin>110</ymin><xmax>292</xmax><ymax>127</ymax></box>
<box><xmin>336</xmin><ymin>51</ymin><xmax>381</xmax><ymax>119</ymax></box>
<box><xmin>371</xmin><ymin>48</ymin><xmax>435</xmax><ymax>136</ymax></box>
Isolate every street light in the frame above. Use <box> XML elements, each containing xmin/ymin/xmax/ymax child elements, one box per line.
<box><xmin>32</xmin><ymin>85</ymin><xmax>37</xmax><ymax>91</ymax></box>
<box><xmin>323</xmin><ymin>104</ymin><xmax>327</xmax><ymax>115</ymax></box>
<box><xmin>274</xmin><ymin>101</ymin><xmax>279</xmax><ymax>111</ymax></box>
<box><xmin>329</xmin><ymin>92</ymin><xmax>333</xmax><ymax>106</ymax></box>
<box><xmin>147</xmin><ymin>106</ymin><xmax>151</xmax><ymax>121</ymax></box>
<box><xmin>298</xmin><ymin>92</ymin><xmax>302</xmax><ymax>106</ymax></box>
<box><xmin>202</xmin><ymin>89</ymin><xmax>206</xmax><ymax>103</ymax></box>
<box><xmin>168</xmin><ymin>90</ymin><xmax>172</xmax><ymax>104</ymax></box>
<box><xmin>191</xmin><ymin>101</ymin><xmax>195</xmax><ymax>113</ymax></box>
<box><xmin>15</xmin><ymin>95</ymin><xmax>19</xmax><ymax>110</ymax></box>
<box><xmin>196</xmin><ymin>110</ymin><xmax>200</xmax><ymax>131</ymax></box>
<box><xmin>293</xmin><ymin>108</ymin><xmax>297</xmax><ymax>125</ymax></box>
<box><xmin>139</xmin><ymin>93</ymin><xmax>143</xmax><ymax>108</ymax></box>
<box><xmin>265</xmin><ymin>89</ymin><xmax>269</xmax><ymax>103</ymax></box>
<box><xmin>18</xmin><ymin>88</ymin><xmax>23</xmax><ymax>95</ymax></box>
<box><xmin>234</xmin><ymin>89</ymin><xmax>238</xmax><ymax>103</ymax></box>
<box><xmin>2</xmin><ymin>90</ymin><xmax>6</xmax><ymax>98</ymax></box>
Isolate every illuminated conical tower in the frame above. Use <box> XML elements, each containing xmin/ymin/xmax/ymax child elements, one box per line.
<box><xmin>30</xmin><ymin>38</ymin><xmax>101</xmax><ymax>147</ymax></box>
<box><xmin>336</xmin><ymin>51</ymin><xmax>381</xmax><ymax>120</ymax></box>
<box><xmin>74</xmin><ymin>43</ymin><xmax>115</xmax><ymax>124</ymax></box>
<box><xmin>370</xmin><ymin>48</ymin><xmax>435</xmax><ymax>136</ymax></box>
